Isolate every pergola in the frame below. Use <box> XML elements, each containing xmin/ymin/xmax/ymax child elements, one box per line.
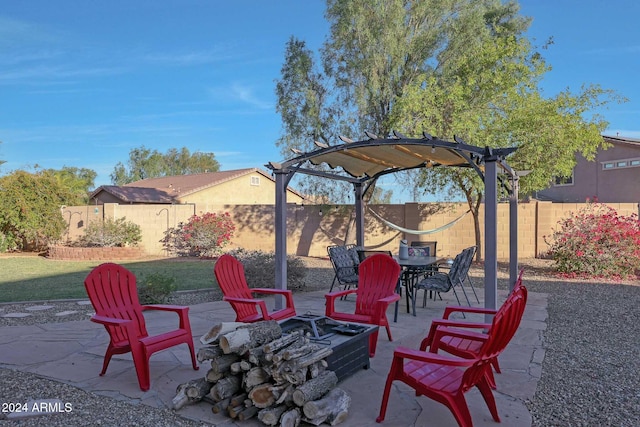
<box><xmin>266</xmin><ymin>131</ymin><xmax>521</xmax><ymax>313</ymax></box>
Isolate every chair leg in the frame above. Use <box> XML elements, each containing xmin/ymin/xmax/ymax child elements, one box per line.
<box><xmin>466</xmin><ymin>273</ymin><xmax>480</xmax><ymax>303</ymax></box>
<box><xmin>100</xmin><ymin>344</ymin><xmax>116</xmax><ymax>376</ymax></box>
<box><xmin>446</xmin><ymin>393</ymin><xmax>474</xmax><ymax>427</ymax></box>
<box><xmin>368</xmin><ymin>330</ymin><xmax>380</xmax><ymax>357</ymax></box>
<box><xmin>130</xmin><ymin>344</ymin><xmax>151</xmax><ymax>391</ymax></box>
<box><xmin>376</xmin><ymin>358</ymin><xmax>401</xmax><ymax>423</ymax></box>
<box><xmin>476</xmin><ymin>376</ymin><xmax>501</xmax><ymax>422</ymax></box>
<box><xmin>187</xmin><ymin>340</ymin><xmax>199</xmax><ymax>371</ymax></box>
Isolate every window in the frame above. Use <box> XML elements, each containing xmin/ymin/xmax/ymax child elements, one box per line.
<box><xmin>553</xmin><ymin>172</ymin><xmax>574</xmax><ymax>186</ymax></box>
<box><xmin>602</xmin><ymin>157</ymin><xmax>640</xmax><ymax>170</ymax></box>
<box><xmin>250</xmin><ymin>176</ymin><xmax>260</xmax><ymax>186</ymax></box>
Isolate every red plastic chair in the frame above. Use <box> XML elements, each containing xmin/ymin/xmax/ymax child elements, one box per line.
<box><xmin>376</xmin><ymin>284</ymin><xmax>527</xmax><ymax>427</ymax></box>
<box><xmin>84</xmin><ymin>263</ymin><xmax>198</xmax><ymax>391</ymax></box>
<box><xmin>325</xmin><ymin>253</ymin><xmax>401</xmax><ymax>357</ymax></box>
<box><xmin>214</xmin><ymin>254</ymin><xmax>296</xmax><ymax>322</ymax></box>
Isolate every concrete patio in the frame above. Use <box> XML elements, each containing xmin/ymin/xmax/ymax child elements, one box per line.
<box><xmin>0</xmin><ymin>289</ymin><xmax>547</xmax><ymax>426</ymax></box>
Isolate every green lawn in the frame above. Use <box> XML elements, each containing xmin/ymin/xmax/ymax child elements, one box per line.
<box><xmin>0</xmin><ymin>256</ymin><xmax>216</xmax><ymax>303</ymax></box>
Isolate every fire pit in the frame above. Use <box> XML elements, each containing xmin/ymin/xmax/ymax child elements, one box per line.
<box><xmin>279</xmin><ymin>315</ymin><xmax>377</xmax><ymax>382</ymax></box>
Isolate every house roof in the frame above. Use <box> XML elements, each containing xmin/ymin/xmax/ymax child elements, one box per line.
<box><xmin>91</xmin><ymin>185</ymin><xmax>177</xmax><ymax>204</ymax></box>
<box><xmin>603</xmin><ymin>135</ymin><xmax>640</xmax><ymax>147</ymax></box>
<box><xmin>121</xmin><ymin>168</ymin><xmax>271</xmax><ymax>197</ymax></box>
<box><xmin>90</xmin><ymin>168</ymin><xmax>304</xmax><ymax>204</ymax></box>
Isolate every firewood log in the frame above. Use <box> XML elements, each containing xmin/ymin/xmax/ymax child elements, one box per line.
<box><xmin>219</xmin><ymin>320</ymin><xmax>282</xmax><ymax>355</ymax></box>
<box><xmin>196</xmin><ymin>344</ymin><xmax>223</xmax><ymax>362</ymax></box>
<box><xmin>283</xmin><ymin>366</ymin><xmax>308</xmax><ymax>385</ymax></box>
<box><xmin>292</xmin><ymin>370</ymin><xmax>338</xmax><ymax>407</ymax></box>
<box><xmin>205</xmin><ymin>368</ymin><xmax>223</xmax><ymax>383</ymax></box>
<box><xmin>243</xmin><ymin>366</ymin><xmax>270</xmax><ymax>390</ymax></box>
<box><xmin>238</xmin><ymin>405</ymin><xmax>259</xmax><ymax>421</ymax></box>
<box><xmin>228</xmin><ymin>404</ymin><xmax>244</xmax><ymax>419</ymax></box>
<box><xmin>282</xmin><ymin>341</ymin><xmax>316</xmax><ymax>361</ymax></box>
<box><xmin>263</xmin><ymin>330</ymin><xmax>301</xmax><ymax>353</ymax></box>
<box><xmin>200</xmin><ymin>321</ymin><xmax>247</xmax><ymax>345</ymax></box>
<box><xmin>210</xmin><ymin>354</ymin><xmax>240</xmax><ymax>374</ymax></box>
<box><xmin>293</xmin><ymin>347</ymin><xmax>333</xmax><ymax>369</ymax></box>
<box><xmin>211</xmin><ymin>397</ymin><xmax>230</xmax><ymax>414</ymax></box>
<box><xmin>275</xmin><ymin>384</ymin><xmax>295</xmax><ymax>406</ymax></box>
<box><xmin>210</xmin><ymin>375</ymin><xmax>241</xmax><ymax>401</ymax></box>
<box><xmin>280</xmin><ymin>407</ymin><xmax>301</xmax><ymax>427</ymax></box>
<box><xmin>229</xmin><ymin>393</ymin><xmax>248</xmax><ymax>407</ymax></box>
<box><xmin>248</xmin><ymin>345</ymin><xmax>269</xmax><ymax>365</ymax></box>
<box><xmin>309</xmin><ymin>360</ymin><xmax>327</xmax><ymax>378</ymax></box>
<box><xmin>248</xmin><ymin>382</ymin><xmax>277</xmax><ymax>408</ymax></box>
<box><xmin>303</xmin><ymin>387</ymin><xmax>351</xmax><ymax>426</ymax></box>
<box><xmin>258</xmin><ymin>404</ymin><xmax>288</xmax><ymax>426</ymax></box>
<box><xmin>172</xmin><ymin>378</ymin><xmax>213</xmax><ymax>410</ymax></box>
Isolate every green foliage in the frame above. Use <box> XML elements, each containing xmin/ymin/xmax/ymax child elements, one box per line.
<box><xmin>43</xmin><ymin>166</ymin><xmax>97</xmax><ymax>205</ymax></box>
<box><xmin>111</xmin><ymin>146</ymin><xmax>220</xmax><ymax>185</ymax></box>
<box><xmin>544</xmin><ymin>203</ymin><xmax>640</xmax><ymax>279</ymax></box>
<box><xmin>226</xmin><ymin>248</ymin><xmax>307</xmax><ymax>291</ymax></box>
<box><xmin>76</xmin><ymin>217</ymin><xmax>142</xmax><ymax>247</ymax></box>
<box><xmin>161</xmin><ymin>212</ymin><xmax>235</xmax><ymax>258</ymax></box>
<box><xmin>0</xmin><ymin>170</ymin><xmax>67</xmax><ymax>250</ymax></box>
<box><xmin>136</xmin><ymin>272</ymin><xmax>177</xmax><ymax>304</ymax></box>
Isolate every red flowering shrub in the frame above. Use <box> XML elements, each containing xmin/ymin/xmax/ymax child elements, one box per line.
<box><xmin>161</xmin><ymin>212</ymin><xmax>235</xmax><ymax>258</ymax></box>
<box><xmin>544</xmin><ymin>203</ymin><xmax>640</xmax><ymax>279</ymax></box>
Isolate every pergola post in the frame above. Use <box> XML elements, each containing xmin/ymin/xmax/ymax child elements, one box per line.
<box><xmin>484</xmin><ymin>158</ymin><xmax>498</xmax><ymax>319</ymax></box>
<box><xmin>509</xmin><ymin>175</ymin><xmax>520</xmax><ymax>291</ymax></box>
<box><xmin>273</xmin><ymin>170</ymin><xmax>288</xmax><ymax>310</ymax></box>
<box><xmin>354</xmin><ymin>182</ymin><xmax>365</xmax><ymax>247</ymax></box>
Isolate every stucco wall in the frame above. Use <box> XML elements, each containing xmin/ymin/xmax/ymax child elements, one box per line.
<box><xmin>61</xmin><ymin>201</ymin><xmax>639</xmax><ymax>259</ymax></box>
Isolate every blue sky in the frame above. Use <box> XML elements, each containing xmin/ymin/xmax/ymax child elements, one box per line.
<box><xmin>1</xmin><ymin>0</ymin><xmax>639</xmax><ymax>202</ymax></box>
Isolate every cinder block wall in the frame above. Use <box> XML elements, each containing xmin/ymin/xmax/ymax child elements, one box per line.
<box><xmin>60</xmin><ymin>201</ymin><xmax>638</xmax><ymax>259</ymax></box>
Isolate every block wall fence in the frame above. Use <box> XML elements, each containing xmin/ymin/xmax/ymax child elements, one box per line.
<box><xmin>60</xmin><ymin>201</ymin><xmax>639</xmax><ymax>260</ymax></box>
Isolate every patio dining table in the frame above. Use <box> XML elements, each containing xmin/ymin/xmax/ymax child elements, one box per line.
<box><xmin>393</xmin><ymin>255</ymin><xmax>443</xmax><ymax>321</ymax></box>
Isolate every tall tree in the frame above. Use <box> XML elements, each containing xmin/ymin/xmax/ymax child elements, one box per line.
<box><xmin>391</xmin><ymin>1</ymin><xmax>622</xmax><ymax>259</ymax></box>
<box><xmin>276</xmin><ymin>0</ymin><xmax>622</xmax><ymax>255</ymax></box>
<box><xmin>110</xmin><ymin>146</ymin><xmax>220</xmax><ymax>185</ymax></box>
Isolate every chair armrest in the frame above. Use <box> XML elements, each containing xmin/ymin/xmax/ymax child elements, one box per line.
<box><xmin>428</xmin><ymin>326</ymin><xmax>489</xmax><ymax>354</ymax></box>
<box><xmin>141</xmin><ymin>304</ymin><xmax>189</xmax><ymax>313</ymax></box>
<box><xmin>393</xmin><ymin>346</ymin><xmax>474</xmax><ymax>367</ymax></box>
<box><xmin>223</xmin><ymin>296</ymin><xmax>271</xmax><ymax>321</ymax></box>
<box><xmin>325</xmin><ymin>289</ymin><xmax>358</xmax><ymax>317</ymax></box>
<box><xmin>141</xmin><ymin>304</ymin><xmax>191</xmax><ymax>329</ymax></box>
<box><xmin>442</xmin><ymin>305</ymin><xmax>497</xmax><ymax>319</ymax></box>
<box><xmin>373</xmin><ymin>293</ymin><xmax>401</xmax><ymax>321</ymax></box>
<box><xmin>90</xmin><ymin>314</ymin><xmax>132</xmax><ymax>327</ymax></box>
<box><xmin>421</xmin><ymin>319</ymin><xmax>490</xmax><ymax>350</ymax></box>
<box><xmin>251</xmin><ymin>288</ymin><xmax>296</xmax><ymax>311</ymax></box>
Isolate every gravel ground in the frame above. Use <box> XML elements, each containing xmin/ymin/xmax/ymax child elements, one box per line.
<box><xmin>1</xmin><ymin>257</ymin><xmax>639</xmax><ymax>426</ymax></box>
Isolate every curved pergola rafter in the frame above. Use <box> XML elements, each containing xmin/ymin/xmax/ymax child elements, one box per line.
<box><xmin>266</xmin><ymin>132</ymin><xmax>521</xmax><ymax>314</ymax></box>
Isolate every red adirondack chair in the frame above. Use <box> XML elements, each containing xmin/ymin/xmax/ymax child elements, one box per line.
<box><xmin>421</xmin><ymin>270</ymin><xmax>527</xmax><ymax>388</ymax></box>
<box><xmin>376</xmin><ymin>285</ymin><xmax>527</xmax><ymax>427</ymax></box>
<box><xmin>214</xmin><ymin>254</ymin><xmax>296</xmax><ymax>322</ymax></box>
<box><xmin>325</xmin><ymin>253</ymin><xmax>401</xmax><ymax>357</ymax></box>
<box><xmin>84</xmin><ymin>263</ymin><xmax>198</xmax><ymax>391</ymax></box>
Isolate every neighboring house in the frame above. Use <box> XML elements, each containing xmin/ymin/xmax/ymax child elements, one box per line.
<box><xmin>535</xmin><ymin>135</ymin><xmax>640</xmax><ymax>203</ymax></box>
<box><xmin>89</xmin><ymin>168</ymin><xmax>306</xmax><ymax>213</ymax></box>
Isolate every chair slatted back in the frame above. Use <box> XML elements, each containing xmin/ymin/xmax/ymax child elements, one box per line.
<box><xmin>356</xmin><ymin>249</ymin><xmax>392</xmax><ymax>263</ymax></box>
<box><xmin>328</xmin><ymin>244</ymin><xmax>359</xmax><ymax>280</ymax></box>
<box><xmin>84</xmin><ymin>263</ymin><xmax>148</xmax><ymax>345</ymax></box>
<box><xmin>214</xmin><ymin>254</ymin><xmax>259</xmax><ymax>320</ymax></box>
<box><xmin>460</xmin><ymin>284</ymin><xmax>527</xmax><ymax>393</ymax></box>
<box><xmin>354</xmin><ymin>253</ymin><xmax>401</xmax><ymax>317</ymax></box>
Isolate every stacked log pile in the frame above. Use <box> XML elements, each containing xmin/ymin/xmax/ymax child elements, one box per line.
<box><xmin>173</xmin><ymin>320</ymin><xmax>351</xmax><ymax>426</ymax></box>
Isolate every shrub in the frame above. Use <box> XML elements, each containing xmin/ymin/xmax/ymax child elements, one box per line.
<box><xmin>544</xmin><ymin>203</ymin><xmax>640</xmax><ymax>279</ymax></box>
<box><xmin>137</xmin><ymin>272</ymin><xmax>177</xmax><ymax>304</ymax></box>
<box><xmin>76</xmin><ymin>217</ymin><xmax>142</xmax><ymax>247</ymax></box>
<box><xmin>226</xmin><ymin>248</ymin><xmax>307</xmax><ymax>291</ymax></box>
<box><xmin>161</xmin><ymin>212</ymin><xmax>235</xmax><ymax>258</ymax></box>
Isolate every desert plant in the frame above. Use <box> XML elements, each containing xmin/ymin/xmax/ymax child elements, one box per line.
<box><xmin>137</xmin><ymin>272</ymin><xmax>177</xmax><ymax>304</ymax></box>
<box><xmin>226</xmin><ymin>248</ymin><xmax>307</xmax><ymax>291</ymax></box>
<box><xmin>161</xmin><ymin>212</ymin><xmax>234</xmax><ymax>258</ymax></box>
<box><xmin>544</xmin><ymin>203</ymin><xmax>640</xmax><ymax>279</ymax></box>
<box><xmin>76</xmin><ymin>217</ymin><xmax>142</xmax><ymax>247</ymax></box>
